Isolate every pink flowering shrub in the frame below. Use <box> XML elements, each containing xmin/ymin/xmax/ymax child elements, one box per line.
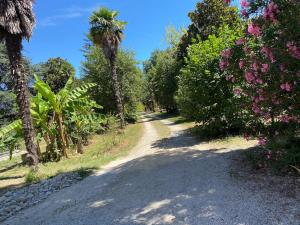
<box><xmin>222</xmin><ymin>0</ymin><xmax>300</xmax><ymax>170</ymax></box>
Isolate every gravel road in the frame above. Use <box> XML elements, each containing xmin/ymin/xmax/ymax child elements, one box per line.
<box><xmin>4</xmin><ymin>115</ymin><xmax>299</xmax><ymax>225</ymax></box>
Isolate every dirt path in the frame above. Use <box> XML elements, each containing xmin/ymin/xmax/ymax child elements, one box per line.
<box><xmin>4</xmin><ymin>115</ymin><xmax>299</xmax><ymax>225</ymax></box>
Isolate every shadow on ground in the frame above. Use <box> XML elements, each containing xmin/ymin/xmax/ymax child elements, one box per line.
<box><xmin>4</xmin><ymin>119</ymin><xmax>299</xmax><ymax>225</ymax></box>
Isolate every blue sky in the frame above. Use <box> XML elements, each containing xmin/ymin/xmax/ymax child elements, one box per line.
<box><xmin>23</xmin><ymin>0</ymin><xmax>239</xmax><ymax>75</ymax></box>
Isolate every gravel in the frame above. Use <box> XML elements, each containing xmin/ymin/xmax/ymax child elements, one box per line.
<box><xmin>2</xmin><ymin>115</ymin><xmax>300</xmax><ymax>225</ymax></box>
<box><xmin>0</xmin><ymin>172</ymin><xmax>82</xmax><ymax>222</ymax></box>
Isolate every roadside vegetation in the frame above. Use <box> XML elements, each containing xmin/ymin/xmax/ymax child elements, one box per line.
<box><xmin>0</xmin><ymin>0</ymin><xmax>299</xmax><ymax>196</ymax></box>
<box><xmin>0</xmin><ymin>4</ymin><xmax>144</xmax><ymax>191</ymax></box>
<box><xmin>143</xmin><ymin>0</ymin><xmax>300</xmax><ymax>173</ymax></box>
<box><xmin>0</xmin><ymin>122</ymin><xmax>143</xmax><ymax>191</ymax></box>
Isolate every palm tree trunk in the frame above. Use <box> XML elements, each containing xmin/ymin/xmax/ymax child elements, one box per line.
<box><xmin>110</xmin><ymin>57</ymin><xmax>125</xmax><ymax>128</ymax></box>
<box><xmin>5</xmin><ymin>34</ymin><xmax>39</xmax><ymax>166</ymax></box>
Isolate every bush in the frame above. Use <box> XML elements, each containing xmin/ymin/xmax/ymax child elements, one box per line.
<box><xmin>224</xmin><ymin>0</ymin><xmax>300</xmax><ymax>171</ymax></box>
<box><xmin>177</xmin><ymin>25</ymin><xmax>245</xmax><ymax>135</ymax></box>
<box><xmin>25</xmin><ymin>170</ymin><xmax>40</xmax><ymax>184</ymax></box>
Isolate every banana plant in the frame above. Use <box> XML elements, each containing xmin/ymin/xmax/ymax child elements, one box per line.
<box><xmin>31</xmin><ymin>93</ymin><xmax>57</xmax><ymax>159</ymax></box>
<box><xmin>34</xmin><ymin>74</ymin><xmax>100</xmax><ymax>158</ymax></box>
<box><xmin>68</xmin><ymin>113</ymin><xmax>105</xmax><ymax>153</ymax></box>
<box><xmin>0</xmin><ymin>120</ymin><xmax>22</xmax><ymax>160</ymax></box>
<box><xmin>0</xmin><ymin>75</ymin><xmax>101</xmax><ymax>160</ymax></box>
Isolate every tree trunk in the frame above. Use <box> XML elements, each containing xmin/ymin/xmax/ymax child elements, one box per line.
<box><xmin>77</xmin><ymin>136</ymin><xmax>83</xmax><ymax>154</ymax></box>
<box><xmin>55</xmin><ymin>113</ymin><xmax>68</xmax><ymax>158</ymax></box>
<box><xmin>5</xmin><ymin>34</ymin><xmax>39</xmax><ymax>166</ymax></box>
<box><xmin>110</xmin><ymin>57</ymin><xmax>125</xmax><ymax>128</ymax></box>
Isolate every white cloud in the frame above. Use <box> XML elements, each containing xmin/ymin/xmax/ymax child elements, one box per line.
<box><xmin>39</xmin><ymin>4</ymin><xmax>102</xmax><ymax>26</ymax></box>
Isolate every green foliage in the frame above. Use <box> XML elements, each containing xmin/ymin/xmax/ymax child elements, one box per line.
<box><xmin>89</xmin><ymin>7</ymin><xmax>126</xmax><ymax>59</ymax></box>
<box><xmin>177</xmin><ymin>25</ymin><xmax>244</xmax><ymax>136</ymax></box>
<box><xmin>0</xmin><ymin>43</ymin><xmax>34</xmax><ymax>126</ymax></box>
<box><xmin>0</xmin><ymin>120</ymin><xmax>22</xmax><ymax>139</ymax></box>
<box><xmin>143</xmin><ymin>48</ymin><xmax>179</xmax><ymax>112</ymax></box>
<box><xmin>0</xmin><ymin>91</ymin><xmax>18</xmax><ymax>126</ymax></box>
<box><xmin>0</xmin><ymin>43</ymin><xmax>34</xmax><ymax>92</ymax></box>
<box><xmin>0</xmin><ymin>73</ymin><xmax>103</xmax><ymax>161</ymax></box>
<box><xmin>36</xmin><ymin>57</ymin><xmax>75</xmax><ymax>93</ymax></box>
<box><xmin>245</xmin><ymin>137</ymin><xmax>300</xmax><ymax>173</ymax></box>
<box><xmin>25</xmin><ymin>170</ymin><xmax>40</xmax><ymax>184</ymax></box>
<box><xmin>177</xmin><ymin>0</ymin><xmax>241</xmax><ymax>60</ymax></box>
<box><xmin>0</xmin><ymin>120</ymin><xmax>22</xmax><ymax>159</ymax></box>
<box><xmin>82</xmin><ymin>46</ymin><xmax>143</xmax><ymax>121</ymax></box>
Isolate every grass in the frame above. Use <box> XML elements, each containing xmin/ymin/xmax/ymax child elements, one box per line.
<box><xmin>156</xmin><ymin>112</ymin><xmax>195</xmax><ymax>129</ymax></box>
<box><xmin>0</xmin><ymin>122</ymin><xmax>143</xmax><ymax>192</ymax></box>
<box><xmin>156</xmin><ymin>112</ymin><xmax>257</xmax><ymax>150</ymax></box>
<box><xmin>151</xmin><ymin>119</ymin><xmax>171</xmax><ymax>139</ymax></box>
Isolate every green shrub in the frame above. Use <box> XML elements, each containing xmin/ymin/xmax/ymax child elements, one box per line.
<box><xmin>25</xmin><ymin>170</ymin><xmax>41</xmax><ymax>184</ymax></box>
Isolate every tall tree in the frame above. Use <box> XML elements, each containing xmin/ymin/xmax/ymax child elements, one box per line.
<box><xmin>0</xmin><ymin>0</ymin><xmax>39</xmax><ymax>165</ymax></box>
<box><xmin>36</xmin><ymin>57</ymin><xmax>75</xmax><ymax>93</ymax></box>
<box><xmin>143</xmin><ymin>49</ymin><xmax>179</xmax><ymax>112</ymax></box>
<box><xmin>177</xmin><ymin>0</ymin><xmax>240</xmax><ymax>60</ymax></box>
<box><xmin>82</xmin><ymin>45</ymin><xmax>143</xmax><ymax>121</ymax></box>
<box><xmin>89</xmin><ymin>8</ymin><xmax>127</xmax><ymax>128</ymax></box>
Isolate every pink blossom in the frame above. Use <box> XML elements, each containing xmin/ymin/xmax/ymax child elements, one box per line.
<box><xmin>240</xmin><ymin>0</ymin><xmax>249</xmax><ymax>8</ymax></box>
<box><xmin>225</xmin><ymin>75</ymin><xmax>235</xmax><ymax>82</ymax></box>
<box><xmin>261</xmin><ymin>47</ymin><xmax>276</xmax><ymax>63</ymax></box>
<box><xmin>256</xmin><ymin>89</ymin><xmax>264</xmax><ymax>94</ymax></box>
<box><xmin>280</xmin><ymin>82</ymin><xmax>292</xmax><ymax>92</ymax></box>
<box><xmin>256</xmin><ymin>78</ymin><xmax>263</xmax><ymax>84</ymax></box>
<box><xmin>263</xmin><ymin>2</ymin><xmax>279</xmax><ymax>23</ymax></box>
<box><xmin>248</xmin><ymin>23</ymin><xmax>261</xmax><ymax>37</ymax></box>
<box><xmin>239</xmin><ymin>60</ymin><xmax>246</xmax><ymax>69</ymax></box>
<box><xmin>219</xmin><ymin>60</ymin><xmax>229</xmax><ymax>71</ymax></box>
<box><xmin>280</xmin><ymin>64</ymin><xmax>286</xmax><ymax>72</ymax></box>
<box><xmin>287</xmin><ymin>41</ymin><xmax>300</xmax><ymax>60</ymax></box>
<box><xmin>271</xmin><ymin>96</ymin><xmax>280</xmax><ymax>105</ymax></box>
<box><xmin>279</xmin><ymin>115</ymin><xmax>292</xmax><ymax>123</ymax></box>
<box><xmin>221</xmin><ymin>48</ymin><xmax>233</xmax><ymax>58</ymax></box>
<box><xmin>259</xmin><ymin>95</ymin><xmax>265</xmax><ymax>101</ymax></box>
<box><xmin>252</xmin><ymin>103</ymin><xmax>261</xmax><ymax>114</ymax></box>
<box><xmin>235</xmin><ymin>38</ymin><xmax>246</xmax><ymax>46</ymax></box>
<box><xmin>254</xmin><ymin>96</ymin><xmax>260</xmax><ymax>103</ymax></box>
<box><xmin>252</xmin><ymin>62</ymin><xmax>259</xmax><ymax>71</ymax></box>
<box><xmin>266</xmin><ymin>151</ymin><xmax>272</xmax><ymax>159</ymax></box>
<box><xmin>245</xmin><ymin>71</ymin><xmax>255</xmax><ymax>83</ymax></box>
<box><xmin>234</xmin><ymin>88</ymin><xmax>242</xmax><ymax>96</ymax></box>
<box><xmin>243</xmin><ymin>46</ymin><xmax>250</xmax><ymax>54</ymax></box>
<box><xmin>241</xmin><ymin>9</ymin><xmax>248</xmax><ymax>17</ymax></box>
<box><xmin>261</xmin><ymin>64</ymin><xmax>269</xmax><ymax>73</ymax></box>
<box><xmin>258</xmin><ymin>137</ymin><xmax>267</xmax><ymax>146</ymax></box>
<box><xmin>262</xmin><ymin>112</ymin><xmax>270</xmax><ymax>121</ymax></box>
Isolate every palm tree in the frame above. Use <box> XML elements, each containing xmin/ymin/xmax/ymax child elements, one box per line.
<box><xmin>0</xmin><ymin>0</ymin><xmax>39</xmax><ymax>165</ymax></box>
<box><xmin>89</xmin><ymin>8</ymin><xmax>126</xmax><ymax>128</ymax></box>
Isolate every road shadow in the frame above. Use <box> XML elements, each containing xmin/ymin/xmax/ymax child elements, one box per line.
<box><xmin>151</xmin><ymin>130</ymin><xmax>198</xmax><ymax>150</ymax></box>
<box><xmin>75</xmin><ymin>147</ymin><xmax>298</xmax><ymax>225</ymax></box>
<box><xmin>0</xmin><ymin>163</ymin><xmax>24</xmax><ymax>174</ymax></box>
<box><xmin>0</xmin><ymin>175</ymin><xmax>24</xmax><ymax>181</ymax></box>
<box><xmin>4</xmin><ymin>122</ymin><xmax>299</xmax><ymax>225</ymax></box>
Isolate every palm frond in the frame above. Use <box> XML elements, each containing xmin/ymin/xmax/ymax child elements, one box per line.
<box><xmin>89</xmin><ymin>7</ymin><xmax>126</xmax><ymax>52</ymax></box>
<box><xmin>0</xmin><ymin>0</ymin><xmax>35</xmax><ymax>39</ymax></box>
